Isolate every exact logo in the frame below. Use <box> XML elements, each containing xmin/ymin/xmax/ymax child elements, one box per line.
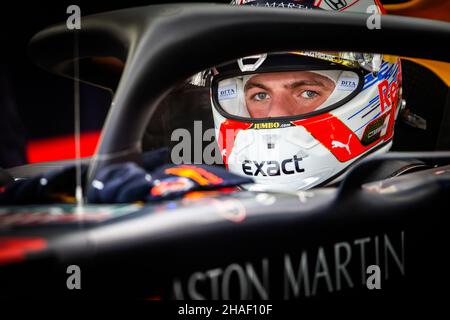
<box><xmin>242</xmin><ymin>155</ymin><xmax>304</xmax><ymax>176</ymax></box>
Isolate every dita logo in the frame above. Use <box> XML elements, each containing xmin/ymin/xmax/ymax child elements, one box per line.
<box><xmin>331</xmin><ymin>135</ymin><xmax>352</xmax><ymax>155</ymax></box>
<box><xmin>218</xmin><ymin>84</ymin><xmax>237</xmax><ymax>101</ymax></box>
<box><xmin>324</xmin><ymin>0</ymin><xmax>347</xmax><ymax>10</ymax></box>
<box><xmin>338</xmin><ymin>77</ymin><xmax>358</xmax><ymax>91</ymax></box>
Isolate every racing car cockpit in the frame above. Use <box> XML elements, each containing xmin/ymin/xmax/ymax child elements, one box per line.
<box><xmin>0</xmin><ymin>1</ymin><xmax>449</xmax><ymax>306</ymax></box>
<box><xmin>141</xmin><ymin>49</ymin><xmax>441</xmax><ymax>191</ymax></box>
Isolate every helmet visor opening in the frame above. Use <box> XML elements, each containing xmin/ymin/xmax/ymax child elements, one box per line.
<box><xmin>212</xmin><ymin>68</ymin><xmax>362</xmax><ymax>120</ymax></box>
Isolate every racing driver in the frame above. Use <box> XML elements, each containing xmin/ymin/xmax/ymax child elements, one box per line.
<box><xmin>201</xmin><ymin>0</ymin><xmax>417</xmax><ymax>191</ymax></box>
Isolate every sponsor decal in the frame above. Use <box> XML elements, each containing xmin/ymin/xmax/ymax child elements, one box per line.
<box><xmin>242</xmin><ymin>1</ymin><xmax>315</xmax><ymax>9</ymax></box>
<box><xmin>337</xmin><ymin>76</ymin><xmax>359</xmax><ymax>91</ymax></box>
<box><xmin>331</xmin><ymin>134</ymin><xmax>352</xmax><ymax>155</ymax></box>
<box><xmin>378</xmin><ymin>78</ymin><xmax>399</xmax><ymax>113</ymax></box>
<box><xmin>297</xmin><ymin>51</ymin><xmax>357</xmax><ymax>68</ymax></box>
<box><xmin>171</xmin><ymin>231</ymin><xmax>405</xmax><ymax>299</ymax></box>
<box><xmin>321</xmin><ymin>0</ymin><xmax>363</xmax><ymax>12</ymax></box>
<box><xmin>324</xmin><ymin>0</ymin><xmax>347</xmax><ymax>10</ymax></box>
<box><xmin>242</xmin><ymin>155</ymin><xmax>304</xmax><ymax>176</ymax></box>
<box><xmin>151</xmin><ymin>177</ymin><xmax>195</xmax><ymax>197</ymax></box>
<box><xmin>323</xmin><ymin>0</ymin><xmax>361</xmax><ymax>11</ymax></box>
<box><xmin>250</xmin><ymin>122</ymin><xmax>292</xmax><ymax>130</ymax></box>
<box><xmin>218</xmin><ymin>84</ymin><xmax>237</xmax><ymax>101</ymax></box>
<box><xmin>361</xmin><ymin>114</ymin><xmax>388</xmax><ymax>145</ymax></box>
<box><xmin>293</xmin><ymin>113</ymin><xmax>364</xmax><ymax>162</ymax></box>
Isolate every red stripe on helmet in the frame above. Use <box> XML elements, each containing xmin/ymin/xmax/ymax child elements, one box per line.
<box><xmin>293</xmin><ymin>112</ymin><xmax>391</xmax><ymax>162</ymax></box>
<box><xmin>218</xmin><ymin>120</ymin><xmax>253</xmax><ymax>168</ymax></box>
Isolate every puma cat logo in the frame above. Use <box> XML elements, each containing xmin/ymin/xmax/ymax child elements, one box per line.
<box><xmin>331</xmin><ymin>134</ymin><xmax>352</xmax><ymax>155</ymax></box>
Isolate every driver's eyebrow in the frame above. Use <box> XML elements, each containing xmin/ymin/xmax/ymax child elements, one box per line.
<box><xmin>286</xmin><ymin>80</ymin><xmax>326</xmax><ymax>89</ymax></box>
<box><xmin>244</xmin><ymin>79</ymin><xmax>326</xmax><ymax>92</ymax></box>
<box><xmin>244</xmin><ymin>81</ymin><xmax>269</xmax><ymax>92</ymax></box>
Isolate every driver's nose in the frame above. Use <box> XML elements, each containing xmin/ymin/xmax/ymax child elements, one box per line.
<box><xmin>267</xmin><ymin>93</ymin><xmax>297</xmax><ymax>117</ymax></box>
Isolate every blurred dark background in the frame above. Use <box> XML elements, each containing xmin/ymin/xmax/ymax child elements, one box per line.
<box><xmin>0</xmin><ymin>1</ymin><xmax>230</xmax><ymax>168</ymax></box>
<box><xmin>0</xmin><ymin>0</ymin><xmax>448</xmax><ymax>168</ymax></box>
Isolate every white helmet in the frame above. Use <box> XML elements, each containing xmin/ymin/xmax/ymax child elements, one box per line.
<box><xmin>207</xmin><ymin>0</ymin><xmax>402</xmax><ymax>191</ymax></box>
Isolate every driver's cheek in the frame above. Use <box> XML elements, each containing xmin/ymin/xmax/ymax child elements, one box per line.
<box><xmin>247</xmin><ymin>102</ymin><xmax>269</xmax><ymax>118</ymax></box>
<box><xmin>297</xmin><ymin>100</ymin><xmax>321</xmax><ymax>115</ymax></box>
<box><xmin>300</xmin><ymin>96</ymin><xmax>329</xmax><ymax>114</ymax></box>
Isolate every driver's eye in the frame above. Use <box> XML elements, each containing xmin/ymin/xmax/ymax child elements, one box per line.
<box><xmin>253</xmin><ymin>92</ymin><xmax>270</xmax><ymax>101</ymax></box>
<box><xmin>300</xmin><ymin>90</ymin><xmax>319</xmax><ymax>99</ymax></box>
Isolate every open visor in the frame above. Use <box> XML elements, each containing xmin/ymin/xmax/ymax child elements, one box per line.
<box><xmin>211</xmin><ymin>53</ymin><xmax>365</xmax><ymax>120</ymax></box>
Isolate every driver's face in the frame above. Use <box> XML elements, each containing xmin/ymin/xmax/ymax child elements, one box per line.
<box><xmin>244</xmin><ymin>71</ymin><xmax>335</xmax><ymax>118</ymax></box>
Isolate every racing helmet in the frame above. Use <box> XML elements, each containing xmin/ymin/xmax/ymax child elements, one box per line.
<box><xmin>206</xmin><ymin>0</ymin><xmax>403</xmax><ymax>191</ymax></box>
